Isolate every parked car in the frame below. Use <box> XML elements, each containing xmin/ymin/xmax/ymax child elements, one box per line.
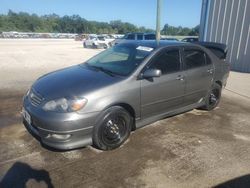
<box><xmin>161</xmin><ymin>37</ymin><xmax>179</xmax><ymax>41</ymax></box>
<box><xmin>99</xmin><ymin>34</ymin><xmax>116</xmax><ymax>45</ymax></box>
<box><xmin>22</xmin><ymin>40</ymin><xmax>229</xmax><ymax>151</ymax></box>
<box><xmin>75</xmin><ymin>34</ymin><xmax>87</xmax><ymax>41</ymax></box>
<box><xmin>181</xmin><ymin>37</ymin><xmax>199</xmax><ymax>42</ymax></box>
<box><xmin>83</xmin><ymin>35</ymin><xmax>115</xmax><ymax>49</ymax></box>
<box><xmin>115</xmin><ymin>33</ymin><xmax>156</xmax><ymax>45</ymax></box>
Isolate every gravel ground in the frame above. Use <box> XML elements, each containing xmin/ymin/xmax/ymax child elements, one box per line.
<box><xmin>0</xmin><ymin>39</ymin><xmax>102</xmax><ymax>90</ymax></box>
<box><xmin>0</xmin><ymin>39</ymin><xmax>250</xmax><ymax>188</ymax></box>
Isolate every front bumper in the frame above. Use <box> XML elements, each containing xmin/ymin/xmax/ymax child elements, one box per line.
<box><xmin>22</xmin><ymin>96</ymin><xmax>99</xmax><ymax>150</ymax></box>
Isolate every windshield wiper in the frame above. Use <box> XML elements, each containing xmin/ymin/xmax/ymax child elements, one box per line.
<box><xmin>85</xmin><ymin>63</ymin><xmax>116</xmax><ymax>77</ymax></box>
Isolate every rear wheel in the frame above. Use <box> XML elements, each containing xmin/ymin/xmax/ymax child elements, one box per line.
<box><xmin>93</xmin><ymin>106</ymin><xmax>132</xmax><ymax>150</ymax></box>
<box><xmin>200</xmin><ymin>83</ymin><xmax>222</xmax><ymax>111</ymax></box>
<box><xmin>92</xmin><ymin>43</ymin><xmax>97</xmax><ymax>49</ymax></box>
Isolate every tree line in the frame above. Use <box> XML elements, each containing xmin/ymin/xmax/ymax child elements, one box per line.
<box><xmin>0</xmin><ymin>10</ymin><xmax>199</xmax><ymax>35</ymax></box>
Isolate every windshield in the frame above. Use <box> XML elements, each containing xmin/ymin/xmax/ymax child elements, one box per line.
<box><xmin>97</xmin><ymin>36</ymin><xmax>105</xmax><ymax>41</ymax></box>
<box><xmin>83</xmin><ymin>45</ymin><xmax>154</xmax><ymax>76</ymax></box>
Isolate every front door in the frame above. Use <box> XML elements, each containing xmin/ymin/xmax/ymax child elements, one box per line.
<box><xmin>140</xmin><ymin>48</ymin><xmax>185</xmax><ymax>119</ymax></box>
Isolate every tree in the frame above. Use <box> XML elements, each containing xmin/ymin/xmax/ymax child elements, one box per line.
<box><xmin>161</xmin><ymin>23</ymin><xmax>199</xmax><ymax>36</ymax></box>
<box><xmin>0</xmin><ymin>10</ymin><xmax>198</xmax><ymax>36</ymax></box>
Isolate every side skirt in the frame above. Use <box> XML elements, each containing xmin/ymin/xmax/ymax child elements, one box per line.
<box><xmin>135</xmin><ymin>101</ymin><xmax>204</xmax><ymax>129</ymax></box>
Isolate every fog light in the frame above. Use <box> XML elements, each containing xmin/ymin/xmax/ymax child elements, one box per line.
<box><xmin>50</xmin><ymin>134</ymin><xmax>71</xmax><ymax>140</ymax></box>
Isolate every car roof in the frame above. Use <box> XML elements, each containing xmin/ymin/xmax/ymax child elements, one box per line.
<box><xmin>125</xmin><ymin>32</ymin><xmax>155</xmax><ymax>35</ymax></box>
<box><xmin>182</xmin><ymin>37</ymin><xmax>198</xmax><ymax>39</ymax></box>
<box><xmin>117</xmin><ymin>40</ymin><xmax>192</xmax><ymax>49</ymax></box>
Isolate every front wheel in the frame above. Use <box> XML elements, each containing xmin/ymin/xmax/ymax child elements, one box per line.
<box><xmin>200</xmin><ymin>83</ymin><xmax>222</xmax><ymax>111</ymax></box>
<box><xmin>93</xmin><ymin>106</ymin><xmax>132</xmax><ymax>150</ymax></box>
<box><xmin>104</xmin><ymin>43</ymin><xmax>109</xmax><ymax>49</ymax></box>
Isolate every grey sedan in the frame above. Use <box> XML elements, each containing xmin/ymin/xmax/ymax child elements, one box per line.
<box><xmin>22</xmin><ymin>41</ymin><xmax>229</xmax><ymax>150</ymax></box>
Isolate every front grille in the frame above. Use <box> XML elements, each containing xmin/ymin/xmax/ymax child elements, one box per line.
<box><xmin>29</xmin><ymin>90</ymin><xmax>44</xmax><ymax>106</ymax></box>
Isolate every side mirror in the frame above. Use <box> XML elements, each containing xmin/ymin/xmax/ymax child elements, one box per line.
<box><xmin>143</xmin><ymin>69</ymin><xmax>162</xmax><ymax>78</ymax></box>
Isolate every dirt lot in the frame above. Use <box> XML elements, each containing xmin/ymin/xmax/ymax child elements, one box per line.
<box><xmin>0</xmin><ymin>39</ymin><xmax>250</xmax><ymax>188</ymax></box>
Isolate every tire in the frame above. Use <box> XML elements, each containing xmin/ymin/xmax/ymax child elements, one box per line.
<box><xmin>92</xmin><ymin>43</ymin><xmax>97</xmax><ymax>49</ymax></box>
<box><xmin>93</xmin><ymin>106</ymin><xmax>132</xmax><ymax>150</ymax></box>
<box><xmin>200</xmin><ymin>83</ymin><xmax>222</xmax><ymax>111</ymax></box>
<box><xmin>104</xmin><ymin>43</ymin><xmax>109</xmax><ymax>49</ymax></box>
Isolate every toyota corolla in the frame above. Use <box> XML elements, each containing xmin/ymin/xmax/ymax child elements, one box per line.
<box><xmin>22</xmin><ymin>41</ymin><xmax>229</xmax><ymax>150</ymax></box>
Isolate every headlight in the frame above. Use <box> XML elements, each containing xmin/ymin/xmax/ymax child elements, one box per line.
<box><xmin>42</xmin><ymin>97</ymin><xmax>87</xmax><ymax>112</ymax></box>
<box><xmin>23</xmin><ymin>89</ymin><xmax>30</xmax><ymax>101</ymax></box>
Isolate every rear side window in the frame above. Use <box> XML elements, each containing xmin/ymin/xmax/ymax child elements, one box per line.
<box><xmin>184</xmin><ymin>49</ymin><xmax>206</xmax><ymax>69</ymax></box>
<box><xmin>149</xmin><ymin>49</ymin><xmax>181</xmax><ymax>74</ymax></box>
<box><xmin>144</xmin><ymin>34</ymin><xmax>156</xmax><ymax>40</ymax></box>
<box><xmin>126</xmin><ymin>34</ymin><xmax>135</xmax><ymax>40</ymax></box>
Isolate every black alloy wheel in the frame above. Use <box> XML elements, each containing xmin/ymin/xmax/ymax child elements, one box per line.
<box><xmin>93</xmin><ymin>106</ymin><xmax>132</xmax><ymax>150</ymax></box>
<box><xmin>200</xmin><ymin>83</ymin><xmax>222</xmax><ymax>111</ymax></box>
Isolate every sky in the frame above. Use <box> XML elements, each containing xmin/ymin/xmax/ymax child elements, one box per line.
<box><xmin>0</xmin><ymin>0</ymin><xmax>202</xmax><ymax>29</ymax></box>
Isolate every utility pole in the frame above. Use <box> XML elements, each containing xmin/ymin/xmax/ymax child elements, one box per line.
<box><xmin>156</xmin><ymin>0</ymin><xmax>162</xmax><ymax>45</ymax></box>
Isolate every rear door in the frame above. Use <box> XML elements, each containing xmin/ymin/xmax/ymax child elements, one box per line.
<box><xmin>182</xmin><ymin>47</ymin><xmax>214</xmax><ymax>105</ymax></box>
<box><xmin>140</xmin><ymin>47</ymin><xmax>185</xmax><ymax>119</ymax></box>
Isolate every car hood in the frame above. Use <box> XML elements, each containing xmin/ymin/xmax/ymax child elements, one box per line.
<box><xmin>32</xmin><ymin>65</ymin><xmax>123</xmax><ymax>100</ymax></box>
<box><xmin>97</xmin><ymin>40</ymin><xmax>108</xmax><ymax>44</ymax></box>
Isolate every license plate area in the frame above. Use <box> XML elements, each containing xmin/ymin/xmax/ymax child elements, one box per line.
<box><xmin>22</xmin><ymin>108</ymin><xmax>31</xmax><ymax>125</ymax></box>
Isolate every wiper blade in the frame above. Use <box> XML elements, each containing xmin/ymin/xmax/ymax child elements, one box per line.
<box><xmin>88</xmin><ymin>65</ymin><xmax>116</xmax><ymax>77</ymax></box>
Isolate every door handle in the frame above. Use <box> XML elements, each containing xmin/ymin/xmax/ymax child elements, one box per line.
<box><xmin>207</xmin><ymin>68</ymin><xmax>214</xmax><ymax>74</ymax></box>
<box><xmin>176</xmin><ymin>75</ymin><xmax>184</xmax><ymax>81</ymax></box>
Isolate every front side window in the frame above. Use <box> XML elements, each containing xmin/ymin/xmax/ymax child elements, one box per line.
<box><xmin>184</xmin><ymin>49</ymin><xmax>206</xmax><ymax>69</ymax></box>
<box><xmin>83</xmin><ymin>45</ymin><xmax>154</xmax><ymax>76</ymax></box>
<box><xmin>137</xmin><ymin>34</ymin><xmax>143</xmax><ymax>40</ymax></box>
<box><xmin>149</xmin><ymin>49</ymin><xmax>181</xmax><ymax>74</ymax></box>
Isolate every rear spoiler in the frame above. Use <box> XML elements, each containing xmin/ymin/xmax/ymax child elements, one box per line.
<box><xmin>194</xmin><ymin>42</ymin><xmax>228</xmax><ymax>60</ymax></box>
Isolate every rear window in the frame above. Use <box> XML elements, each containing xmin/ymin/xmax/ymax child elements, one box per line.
<box><xmin>208</xmin><ymin>48</ymin><xmax>226</xmax><ymax>59</ymax></box>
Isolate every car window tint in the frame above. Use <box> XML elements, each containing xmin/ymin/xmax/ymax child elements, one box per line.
<box><xmin>137</xmin><ymin>34</ymin><xmax>143</xmax><ymax>40</ymax></box>
<box><xmin>149</xmin><ymin>49</ymin><xmax>180</xmax><ymax>74</ymax></box>
<box><xmin>184</xmin><ymin>49</ymin><xmax>206</xmax><ymax>69</ymax></box>
<box><xmin>208</xmin><ymin>48</ymin><xmax>225</xmax><ymax>59</ymax></box>
<box><xmin>85</xmin><ymin>45</ymin><xmax>153</xmax><ymax>76</ymax></box>
<box><xmin>144</xmin><ymin>34</ymin><xmax>156</xmax><ymax>40</ymax></box>
<box><xmin>127</xmin><ymin>34</ymin><xmax>135</xmax><ymax>40</ymax></box>
<box><xmin>99</xmin><ymin>48</ymin><xmax>130</xmax><ymax>63</ymax></box>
